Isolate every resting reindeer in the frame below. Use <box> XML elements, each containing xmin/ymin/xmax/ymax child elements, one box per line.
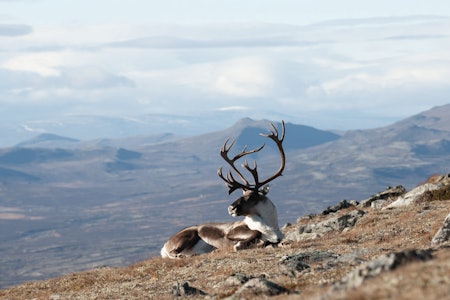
<box><xmin>160</xmin><ymin>121</ymin><xmax>286</xmax><ymax>258</ymax></box>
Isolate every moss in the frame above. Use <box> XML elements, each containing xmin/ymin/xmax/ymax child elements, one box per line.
<box><xmin>421</xmin><ymin>185</ymin><xmax>450</xmax><ymax>202</ymax></box>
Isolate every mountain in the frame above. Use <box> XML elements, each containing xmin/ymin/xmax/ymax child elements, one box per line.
<box><xmin>395</xmin><ymin>103</ymin><xmax>450</xmax><ymax>131</ymax></box>
<box><xmin>15</xmin><ymin>133</ymin><xmax>80</xmax><ymax>148</ymax></box>
<box><xmin>1</xmin><ymin>106</ymin><xmax>450</xmax><ymax>288</ymax></box>
<box><xmin>0</xmin><ymin>148</ymin><xmax>74</xmax><ymax>165</ymax></box>
<box><xmin>0</xmin><ymin>166</ymin><xmax>40</xmax><ymax>182</ymax></box>
<box><xmin>0</xmin><ymin>110</ymin><xmax>290</xmax><ymax>148</ymax></box>
<box><xmin>225</xmin><ymin>118</ymin><xmax>340</xmax><ymax>151</ymax></box>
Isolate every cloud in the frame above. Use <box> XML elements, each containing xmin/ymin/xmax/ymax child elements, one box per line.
<box><xmin>307</xmin><ymin>62</ymin><xmax>450</xmax><ymax>97</ymax></box>
<box><xmin>310</xmin><ymin>15</ymin><xmax>450</xmax><ymax>28</ymax></box>
<box><xmin>123</xmin><ymin>56</ymin><xmax>276</xmax><ymax>100</ymax></box>
<box><xmin>1</xmin><ymin>16</ymin><xmax>450</xmax><ymax>132</ymax></box>
<box><xmin>52</xmin><ymin>67</ymin><xmax>134</xmax><ymax>89</ymax></box>
<box><xmin>216</xmin><ymin>106</ymin><xmax>251</xmax><ymax>112</ymax></box>
<box><xmin>0</xmin><ymin>66</ymin><xmax>132</xmax><ymax>90</ymax></box>
<box><xmin>0</xmin><ymin>68</ymin><xmax>41</xmax><ymax>89</ymax></box>
<box><xmin>2</xmin><ymin>51</ymin><xmax>78</xmax><ymax>76</ymax></box>
<box><xmin>382</xmin><ymin>34</ymin><xmax>448</xmax><ymax>41</ymax></box>
<box><xmin>0</xmin><ymin>24</ymin><xmax>32</xmax><ymax>36</ymax></box>
<box><xmin>108</xmin><ymin>35</ymin><xmax>325</xmax><ymax>49</ymax></box>
<box><xmin>208</xmin><ymin>57</ymin><xmax>274</xmax><ymax>97</ymax></box>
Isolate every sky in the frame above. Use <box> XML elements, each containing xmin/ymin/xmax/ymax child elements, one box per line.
<box><xmin>1</xmin><ymin>0</ymin><xmax>450</xmax><ymax>138</ymax></box>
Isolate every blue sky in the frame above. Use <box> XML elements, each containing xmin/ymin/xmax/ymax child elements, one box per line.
<box><xmin>1</xmin><ymin>0</ymin><xmax>450</xmax><ymax>135</ymax></box>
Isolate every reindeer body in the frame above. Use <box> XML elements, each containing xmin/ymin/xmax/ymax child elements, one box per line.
<box><xmin>160</xmin><ymin>221</ymin><xmax>259</xmax><ymax>258</ymax></box>
<box><xmin>161</xmin><ymin>190</ymin><xmax>283</xmax><ymax>258</ymax></box>
<box><xmin>161</xmin><ymin>121</ymin><xmax>286</xmax><ymax>258</ymax></box>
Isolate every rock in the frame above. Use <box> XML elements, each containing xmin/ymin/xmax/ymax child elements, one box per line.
<box><xmin>322</xmin><ymin>199</ymin><xmax>356</xmax><ymax>215</ymax></box>
<box><xmin>370</xmin><ymin>199</ymin><xmax>387</xmax><ymax>210</ymax></box>
<box><xmin>424</xmin><ymin>173</ymin><xmax>450</xmax><ymax>185</ymax></box>
<box><xmin>278</xmin><ymin>255</ymin><xmax>311</xmax><ymax>277</ymax></box>
<box><xmin>334</xmin><ymin>249</ymin><xmax>433</xmax><ymax>290</ymax></box>
<box><xmin>225</xmin><ymin>273</ymin><xmax>256</xmax><ymax>286</ymax></box>
<box><xmin>387</xmin><ymin>183</ymin><xmax>442</xmax><ymax>208</ymax></box>
<box><xmin>331</xmin><ymin>251</ymin><xmax>366</xmax><ymax>268</ymax></box>
<box><xmin>229</xmin><ymin>277</ymin><xmax>291</xmax><ymax>299</ymax></box>
<box><xmin>172</xmin><ymin>281</ymin><xmax>206</xmax><ymax>297</ymax></box>
<box><xmin>285</xmin><ymin>210</ymin><xmax>365</xmax><ymax>242</ymax></box>
<box><xmin>281</xmin><ymin>222</ymin><xmax>292</xmax><ymax>230</ymax></box>
<box><xmin>359</xmin><ymin>185</ymin><xmax>406</xmax><ymax>207</ymax></box>
<box><xmin>284</xmin><ymin>231</ymin><xmax>320</xmax><ymax>242</ymax></box>
<box><xmin>431</xmin><ymin>212</ymin><xmax>450</xmax><ymax>246</ymax></box>
<box><xmin>305</xmin><ymin>210</ymin><xmax>365</xmax><ymax>234</ymax></box>
<box><xmin>279</xmin><ymin>251</ymin><xmax>341</xmax><ymax>276</ymax></box>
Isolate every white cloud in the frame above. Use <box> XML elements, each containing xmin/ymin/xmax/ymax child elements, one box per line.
<box><xmin>3</xmin><ymin>52</ymin><xmax>64</xmax><ymax>76</ymax></box>
<box><xmin>126</xmin><ymin>56</ymin><xmax>275</xmax><ymax>99</ymax></box>
<box><xmin>1</xmin><ymin>15</ymin><xmax>450</xmax><ymax>132</ymax></box>
<box><xmin>0</xmin><ymin>23</ymin><xmax>32</xmax><ymax>36</ymax></box>
<box><xmin>210</xmin><ymin>57</ymin><xmax>274</xmax><ymax>97</ymax></box>
<box><xmin>307</xmin><ymin>62</ymin><xmax>450</xmax><ymax>97</ymax></box>
<box><xmin>216</xmin><ymin>106</ymin><xmax>251</xmax><ymax>112</ymax></box>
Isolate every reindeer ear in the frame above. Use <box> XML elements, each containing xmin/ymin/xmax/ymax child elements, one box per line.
<box><xmin>260</xmin><ymin>185</ymin><xmax>270</xmax><ymax>195</ymax></box>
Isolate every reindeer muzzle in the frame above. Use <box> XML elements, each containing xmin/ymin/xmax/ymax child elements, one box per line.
<box><xmin>228</xmin><ymin>205</ymin><xmax>238</xmax><ymax>217</ymax></box>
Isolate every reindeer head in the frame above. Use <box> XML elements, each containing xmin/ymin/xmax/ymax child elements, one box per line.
<box><xmin>217</xmin><ymin>121</ymin><xmax>286</xmax><ymax>218</ymax></box>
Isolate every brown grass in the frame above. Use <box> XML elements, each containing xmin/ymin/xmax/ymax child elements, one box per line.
<box><xmin>1</xmin><ymin>199</ymin><xmax>450</xmax><ymax>300</ymax></box>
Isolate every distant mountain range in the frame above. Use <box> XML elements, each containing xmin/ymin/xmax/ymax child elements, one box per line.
<box><xmin>1</xmin><ymin>104</ymin><xmax>450</xmax><ymax>288</ymax></box>
<box><xmin>0</xmin><ymin>110</ymin><xmax>291</xmax><ymax>148</ymax></box>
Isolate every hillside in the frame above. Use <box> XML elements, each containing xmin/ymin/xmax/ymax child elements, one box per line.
<box><xmin>2</xmin><ymin>104</ymin><xmax>450</xmax><ymax>288</ymax></box>
<box><xmin>2</xmin><ymin>174</ymin><xmax>450</xmax><ymax>299</ymax></box>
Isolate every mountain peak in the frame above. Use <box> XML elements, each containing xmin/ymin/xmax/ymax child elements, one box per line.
<box><xmin>16</xmin><ymin>133</ymin><xmax>79</xmax><ymax>147</ymax></box>
<box><xmin>394</xmin><ymin>103</ymin><xmax>450</xmax><ymax>133</ymax></box>
<box><xmin>228</xmin><ymin>118</ymin><xmax>340</xmax><ymax>151</ymax></box>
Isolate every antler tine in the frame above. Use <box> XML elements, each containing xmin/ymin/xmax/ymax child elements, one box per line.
<box><xmin>218</xmin><ymin>136</ymin><xmax>265</xmax><ymax>194</ymax></box>
<box><xmin>257</xmin><ymin>120</ymin><xmax>286</xmax><ymax>190</ymax></box>
<box><xmin>260</xmin><ymin>120</ymin><xmax>285</xmax><ymax>142</ymax></box>
<box><xmin>242</xmin><ymin>160</ymin><xmax>259</xmax><ymax>188</ymax></box>
<box><xmin>218</xmin><ymin>121</ymin><xmax>285</xmax><ymax>194</ymax></box>
<box><xmin>217</xmin><ymin>166</ymin><xmax>248</xmax><ymax>194</ymax></box>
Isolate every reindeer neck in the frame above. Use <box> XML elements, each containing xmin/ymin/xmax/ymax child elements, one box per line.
<box><xmin>243</xmin><ymin>197</ymin><xmax>283</xmax><ymax>243</ymax></box>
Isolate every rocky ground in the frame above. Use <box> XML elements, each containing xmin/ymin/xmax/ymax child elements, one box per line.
<box><xmin>2</xmin><ymin>174</ymin><xmax>450</xmax><ymax>300</ymax></box>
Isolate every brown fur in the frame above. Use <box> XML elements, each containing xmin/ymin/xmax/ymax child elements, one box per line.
<box><xmin>226</xmin><ymin>223</ymin><xmax>261</xmax><ymax>241</ymax></box>
<box><xmin>198</xmin><ymin>225</ymin><xmax>226</xmax><ymax>239</ymax></box>
<box><xmin>164</xmin><ymin>226</ymin><xmax>201</xmax><ymax>255</ymax></box>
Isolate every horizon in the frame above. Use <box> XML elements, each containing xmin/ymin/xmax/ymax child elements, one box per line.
<box><xmin>0</xmin><ymin>98</ymin><xmax>449</xmax><ymax>149</ymax></box>
<box><xmin>1</xmin><ymin>1</ymin><xmax>450</xmax><ymax>143</ymax></box>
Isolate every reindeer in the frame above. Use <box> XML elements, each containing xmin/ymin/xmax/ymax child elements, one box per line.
<box><xmin>160</xmin><ymin>121</ymin><xmax>286</xmax><ymax>258</ymax></box>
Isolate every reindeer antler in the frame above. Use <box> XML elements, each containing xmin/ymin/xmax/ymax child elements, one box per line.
<box><xmin>257</xmin><ymin>120</ymin><xmax>285</xmax><ymax>188</ymax></box>
<box><xmin>217</xmin><ymin>120</ymin><xmax>286</xmax><ymax>194</ymax></box>
<box><xmin>217</xmin><ymin>138</ymin><xmax>265</xmax><ymax>194</ymax></box>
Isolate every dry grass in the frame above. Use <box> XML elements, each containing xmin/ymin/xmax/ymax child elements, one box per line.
<box><xmin>1</xmin><ymin>199</ymin><xmax>450</xmax><ymax>299</ymax></box>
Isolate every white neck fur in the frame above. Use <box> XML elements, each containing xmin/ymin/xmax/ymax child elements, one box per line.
<box><xmin>244</xmin><ymin>197</ymin><xmax>283</xmax><ymax>243</ymax></box>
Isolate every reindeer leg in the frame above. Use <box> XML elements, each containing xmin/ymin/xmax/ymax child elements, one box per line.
<box><xmin>226</xmin><ymin>224</ymin><xmax>262</xmax><ymax>251</ymax></box>
<box><xmin>162</xmin><ymin>226</ymin><xmax>205</xmax><ymax>258</ymax></box>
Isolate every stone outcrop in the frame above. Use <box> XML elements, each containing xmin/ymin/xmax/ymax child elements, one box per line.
<box><xmin>333</xmin><ymin>249</ymin><xmax>433</xmax><ymax>290</ymax></box>
<box><xmin>431</xmin><ymin>213</ymin><xmax>450</xmax><ymax>246</ymax></box>
<box><xmin>172</xmin><ymin>281</ymin><xmax>206</xmax><ymax>297</ymax></box>
<box><xmin>278</xmin><ymin>251</ymin><xmax>338</xmax><ymax>277</ymax></box>
<box><xmin>359</xmin><ymin>185</ymin><xmax>406</xmax><ymax>208</ymax></box>
<box><xmin>225</xmin><ymin>274</ymin><xmax>293</xmax><ymax>299</ymax></box>
<box><xmin>387</xmin><ymin>174</ymin><xmax>450</xmax><ymax>208</ymax></box>
<box><xmin>285</xmin><ymin>210</ymin><xmax>365</xmax><ymax>242</ymax></box>
<box><xmin>387</xmin><ymin>183</ymin><xmax>443</xmax><ymax>208</ymax></box>
<box><xmin>322</xmin><ymin>199</ymin><xmax>358</xmax><ymax>215</ymax></box>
